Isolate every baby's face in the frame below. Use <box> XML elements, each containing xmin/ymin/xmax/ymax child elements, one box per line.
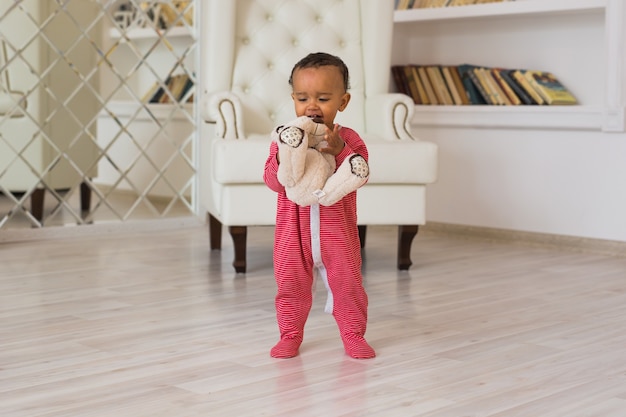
<box><xmin>291</xmin><ymin>65</ymin><xmax>350</xmax><ymax>130</ymax></box>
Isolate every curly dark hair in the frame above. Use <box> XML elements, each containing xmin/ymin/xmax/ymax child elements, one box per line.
<box><xmin>288</xmin><ymin>52</ymin><xmax>351</xmax><ymax>91</ymax></box>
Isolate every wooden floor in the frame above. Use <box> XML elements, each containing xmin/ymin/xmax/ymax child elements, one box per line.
<box><xmin>1</xmin><ymin>224</ymin><xmax>626</xmax><ymax>416</ymax></box>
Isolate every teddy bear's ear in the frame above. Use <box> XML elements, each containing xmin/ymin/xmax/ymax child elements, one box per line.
<box><xmin>275</xmin><ymin>125</ymin><xmax>285</xmax><ymax>134</ymax></box>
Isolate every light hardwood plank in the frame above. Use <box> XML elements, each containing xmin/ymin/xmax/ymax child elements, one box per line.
<box><xmin>1</xmin><ymin>224</ymin><xmax>625</xmax><ymax>416</ymax></box>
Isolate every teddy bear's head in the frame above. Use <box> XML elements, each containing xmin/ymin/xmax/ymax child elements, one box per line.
<box><xmin>276</xmin><ymin>115</ymin><xmax>326</xmax><ymax>149</ymax></box>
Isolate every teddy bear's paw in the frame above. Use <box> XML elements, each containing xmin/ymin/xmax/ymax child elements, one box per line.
<box><xmin>278</xmin><ymin>126</ymin><xmax>305</xmax><ymax>148</ymax></box>
<box><xmin>318</xmin><ymin>154</ymin><xmax>368</xmax><ymax>206</ymax></box>
<box><xmin>350</xmin><ymin>154</ymin><xmax>369</xmax><ymax>179</ymax></box>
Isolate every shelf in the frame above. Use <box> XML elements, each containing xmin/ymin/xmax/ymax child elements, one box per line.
<box><xmin>409</xmin><ymin>105</ymin><xmax>606</xmax><ymax>131</ymax></box>
<box><xmin>100</xmin><ymin>101</ymin><xmax>194</xmax><ymax>121</ymax></box>
<box><xmin>108</xmin><ymin>25</ymin><xmax>194</xmax><ymax>41</ymax></box>
<box><xmin>394</xmin><ymin>0</ymin><xmax>607</xmax><ymax>23</ymax></box>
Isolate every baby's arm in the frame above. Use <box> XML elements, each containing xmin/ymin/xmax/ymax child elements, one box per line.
<box><xmin>263</xmin><ymin>141</ymin><xmax>285</xmax><ymax>193</ymax></box>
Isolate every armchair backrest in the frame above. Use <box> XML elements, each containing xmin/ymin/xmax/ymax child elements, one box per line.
<box><xmin>203</xmin><ymin>0</ymin><xmax>395</xmax><ymax>136</ymax></box>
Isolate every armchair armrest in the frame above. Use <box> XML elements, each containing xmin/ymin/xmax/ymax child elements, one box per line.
<box><xmin>364</xmin><ymin>93</ymin><xmax>415</xmax><ymax>141</ymax></box>
<box><xmin>202</xmin><ymin>91</ymin><xmax>244</xmax><ymax>139</ymax></box>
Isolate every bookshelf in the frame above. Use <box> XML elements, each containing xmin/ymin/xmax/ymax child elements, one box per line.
<box><xmin>96</xmin><ymin>2</ymin><xmax>196</xmax><ymax>198</ymax></box>
<box><xmin>392</xmin><ymin>0</ymin><xmax>626</xmax><ymax>132</ymax></box>
<box><xmin>108</xmin><ymin>25</ymin><xmax>194</xmax><ymax>41</ymax></box>
<box><xmin>394</xmin><ymin>0</ymin><xmax>607</xmax><ymax>22</ymax></box>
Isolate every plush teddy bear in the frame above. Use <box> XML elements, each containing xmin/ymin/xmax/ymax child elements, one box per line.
<box><xmin>273</xmin><ymin>115</ymin><xmax>369</xmax><ymax>207</ymax></box>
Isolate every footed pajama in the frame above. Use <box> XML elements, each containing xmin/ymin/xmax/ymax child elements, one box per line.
<box><xmin>264</xmin><ymin>126</ymin><xmax>375</xmax><ymax>359</ymax></box>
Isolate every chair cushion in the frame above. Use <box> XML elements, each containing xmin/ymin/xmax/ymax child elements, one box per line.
<box><xmin>212</xmin><ymin>134</ymin><xmax>437</xmax><ymax>185</ymax></box>
<box><xmin>212</xmin><ymin>134</ymin><xmax>271</xmax><ymax>184</ymax></box>
<box><xmin>364</xmin><ymin>135</ymin><xmax>438</xmax><ymax>184</ymax></box>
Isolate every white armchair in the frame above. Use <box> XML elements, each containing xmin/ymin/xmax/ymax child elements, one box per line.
<box><xmin>200</xmin><ymin>0</ymin><xmax>438</xmax><ymax>273</ymax></box>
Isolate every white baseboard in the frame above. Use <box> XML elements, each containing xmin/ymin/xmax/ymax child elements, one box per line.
<box><xmin>422</xmin><ymin>222</ymin><xmax>626</xmax><ymax>258</ymax></box>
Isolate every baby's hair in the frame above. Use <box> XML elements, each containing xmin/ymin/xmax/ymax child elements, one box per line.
<box><xmin>289</xmin><ymin>52</ymin><xmax>351</xmax><ymax>91</ymax></box>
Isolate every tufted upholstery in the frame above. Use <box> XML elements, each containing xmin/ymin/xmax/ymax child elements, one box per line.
<box><xmin>200</xmin><ymin>0</ymin><xmax>438</xmax><ymax>272</ymax></box>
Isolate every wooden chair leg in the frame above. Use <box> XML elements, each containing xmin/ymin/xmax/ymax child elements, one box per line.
<box><xmin>358</xmin><ymin>225</ymin><xmax>367</xmax><ymax>249</ymax></box>
<box><xmin>229</xmin><ymin>226</ymin><xmax>247</xmax><ymax>273</ymax></box>
<box><xmin>30</xmin><ymin>188</ymin><xmax>45</xmax><ymax>222</ymax></box>
<box><xmin>397</xmin><ymin>225</ymin><xmax>418</xmax><ymax>270</ymax></box>
<box><xmin>80</xmin><ymin>181</ymin><xmax>91</xmax><ymax>213</ymax></box>
<box><xmin>208</xmin><ymin>213</ymin><xmax>222</xmax><ymax>250</ymax></box>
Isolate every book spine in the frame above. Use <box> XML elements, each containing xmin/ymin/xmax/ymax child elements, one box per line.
<box><xmin>403</xmin><ymin>66</ymin><xmax>422</xmax><ymax>104</ymax></box>
<box><xmin>457</xmin><ymin>64</ymin><xmax>487</xmax><ymax>104</ymax></box>
<box><xmin>514</xmin><ymin>70</ymin><xmax>545</xmax><ymax>105</ymax></box>
<box><xmin>391</xmin><ymin>66</ymin><xmax>410</xmax><ymax>97</ymax></box>
<box><xmin>470</xmin><ymin>68</ymin><xmax>495</xmax><ymax>104</ymax></box>
<box><xmin>428</xmin><ymin>66</ymin><xmax>454</xmax><ymax>105</ymax></box>
<box><xmin>449</xmin><ymin>66</ymin><xmax>470</xmax><ymax>105</ymax></box>
<box><xmin>411</xmin><ymin>66</ymin><xmax>431</xmax><ymax>105</ymax></box>
<box><xmin>492</xmin><ymin>68</ymin><xmax>521</xmax><ymax>105</ymax></box>
<box><xmin>501</xmin><ymin>70</ymin><xmax>536</xmax><ymax>105</ymax></box>
<box><xmin>418</xmin><ymin>66</ymin><xmax>439</xmax><ymax>105</ymax></box>
<box><xmin>442</xmin><ymin>66</ymin><xmax>463</xmax><ymax>105</ymax></box>
<box><xmin>479</xmin><ymin>67</ymin><xmax>506</xmax><ymax>105</ymax></box>
<box><xmin>525</xmin><ymin>71</ymin><xmax>554</xmax><ymax>104</ymax></box>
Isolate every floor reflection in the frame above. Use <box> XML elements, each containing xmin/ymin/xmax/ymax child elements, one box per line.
<box><xmin>0</xmin><ymin>188</ymin><xmax>193</xmax><ymax>229</ymax></box>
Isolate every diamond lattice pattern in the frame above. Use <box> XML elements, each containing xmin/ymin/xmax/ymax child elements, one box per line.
<box><xmin>0</xmin><ymin>0</ymin><xmax>196</xmax><ymax>229</ymax></box>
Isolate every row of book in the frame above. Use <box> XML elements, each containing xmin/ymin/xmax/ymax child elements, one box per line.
<box><xmin>142</xmin><ymin>73</ymin><xmax>194</xmax><ymax>104</ymax></box>
<box><xmin>115</xmin><ymin>1</ymin><xmax>193</xmax><ymax>30</ymax></box>
<box><xmin>395</xmin><ymin>0</ymin><xmax>512</xmax><ymax>10</ymax></box>
<box><xmin>391</xmin><ymin>64</ymin><xmax>578</xmax><ymax>106</ymax></box>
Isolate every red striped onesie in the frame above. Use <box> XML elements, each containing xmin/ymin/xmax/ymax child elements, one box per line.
<box><xmin>263</xmin><ymin>126</ymin><xmax>375</xmax><ymax>359</ymax></box>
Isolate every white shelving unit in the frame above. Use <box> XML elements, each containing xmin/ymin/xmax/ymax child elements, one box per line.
<box><xmin>96</xmin><ymin>10</ymin><xmax>196</xmax><ymax>199</ymax></box>
<box><xmin>392</xmin><ymin>0</ymin><xmax>625</xmax><ymax>132</ymax></box>
<box><xmin>108</xmin><ymin>25</ymin><xmax>194</xmax><ymax>41</ymax></box>
<box><xmin>394</xmin><ymin>0</ymin><xmax>607</xmax><ymax>22</ymax></box>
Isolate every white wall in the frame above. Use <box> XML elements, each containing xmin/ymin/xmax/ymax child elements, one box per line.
<box><xmin>415</xmin><ymin>125</ymin><xmax>626</xmax><ymax>243</ymax></box>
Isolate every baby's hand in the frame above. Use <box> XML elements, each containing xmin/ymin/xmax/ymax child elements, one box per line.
<box><xmin>319</xmin><ymin>124</ymin><xmax>345</xmax><ymax>156</ymax></box>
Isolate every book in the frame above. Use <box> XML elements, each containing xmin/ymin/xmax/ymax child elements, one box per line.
<box><xmin>403</xmin><ymin>65</ymin><xmax>422</xmax><ymax>104</ymax></box>
<box><xmin>457</xmin><ymin>64</ymin><xmax>487</xmax><ymax>104</ymax></box>
<box><xmin>417</xmin><ymin>66</ymin><xmax>439</xmax><ymax>104</ymax></box>
<box><xmin>426</xmin><ymin>66</ymin><xmax>454</xmax><ymax>105</ymax></box>
<box><xmin>178</xmin><ymin>74</ymin><xmax>195</xmax><ymax>102</ymax></box>
<box><xmin>448</xmin><ymin>66</ymin><xmax>470</xmax><ymax>105</ymax></box>
<box><xmin>153</xmin><ymin>74</ymin><xmax>190</xmax><ymax>103</ymax></box>
<box><xmin>141</xmin><ymin>80</ymin><xmax>161</xmax><ymax>103</ymax></box>
<box><xmin>500</xmin><ymin>69</ymin><xmax>537</xmax><ymax>105</ymax></box>
<box><xmin>471</xmin><ymin>67</ymin><xmax>497</xmax><ymax>104</ymax></box>
<box><xmin>148</xmin><ymin>75</ymin><xmax>171</xmax><ymax>103</ymax></box>
<box><xmin>169</xmin><ymin>74</ymin><xmax>189</xmax><ymax>102</ymax></box>
<box><xmin>158</xmin><ymin>74</ymin><xmax>177</xmax><ymax>103</ymax></box>
<box><xmin>480</xmin><ymin>67</ymin><xmax>509</xmax><ymax>105</ymax></box>
<box><xmin>391</xmin><ymin>65</ymin><xmax>411</xmax><ymax>97</ymax></box>
<box><xmin>512</xmin><ymin>69</ymin><xmax>545</xmax><ymax>105</ymax></box>
<box><xmin>411</xmin><ymin>66</ymin><xmax>431</xmax><ymax>104</ymax></box>
<box><xmin>441</xmin><ymin>66</ymin><xmax>464</xmax><ymax>105</ymax></box>
<box><xmin>524</xmin><ymin>70</ymin><xmax>578</xmax><ymax>105</ymax></box>
<box><xmin>491</xmin><ymin>68</ymin><xmax>521</xmax><ymax>105</ymax></box>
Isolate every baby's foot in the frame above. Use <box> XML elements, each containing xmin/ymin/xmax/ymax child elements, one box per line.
<box><xmin>270</xmin><ymin>337</ymin><xmax>302</xmax><ymax>359</ymax></box>
<box><xmin>342</xmin><ymin>334</ymin><xmax>376</xmax><ymax>359</ymax></box>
